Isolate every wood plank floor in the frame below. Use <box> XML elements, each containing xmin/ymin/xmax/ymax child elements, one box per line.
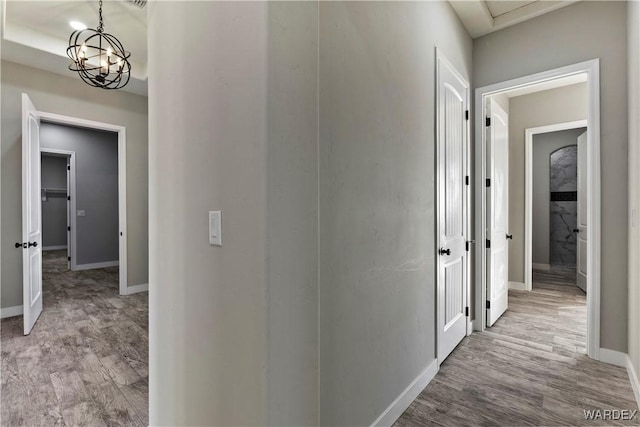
<box><xmin>1</xmin><ymin>250</ymin><xmax>148</xmax><ymax>426</ymax></box>
<box><xmin>395</xmin><ymin>270</ymin><xmax>638</xmax><ymax>426</ymax></box>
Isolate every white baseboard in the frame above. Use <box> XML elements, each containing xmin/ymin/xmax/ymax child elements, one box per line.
<box><xmin>370</xmin><ymin>360</ymin><xmax>438</xmax><ymax>427</ymax></box>
<box><xmin>43</xmin><ymin>245</ymin><xmax>67</xmax><ymax>251</ymax></box>
<box><xmin>73</xmin><ymin>260</ymin><xmax>119</xmax><ymax>271</ymax></box>
<box><xmin>125</xmin><ymin>283</ymin><xmax>148</xmax><ymax>295</ymax></box>
<box><xmin>532</xmin><ymin>263</ymin><xmax>551</xmax><ymax>271</ymax></box>
<box><xmin>508</xmin><ymin>281</ymin><xmax>527</xmax><ymax>291</ymax></box>
<box><xmin>1</xmin><ymin>305</ymin><xmax>23</xmax><ymax>319</ymax></box>
<box><xmin>626</xmin><ymin>355</ymin><xmax>640</xmax><ymax>410</ymax></box>
<box><xmin>599</xmin><ymin>348</ymin><xmax>627</xmax><ymax>368</ymax></box>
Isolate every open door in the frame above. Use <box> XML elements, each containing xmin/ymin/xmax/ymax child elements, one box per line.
<box><xmin>486</xmin><ymin>98</ymin><xmax>509</xmax><ymax>327</ymax></box>
<box><xmin>576</xmin><ymin>131</ymin><xmax>587</xmax><ymax>292</ymax></box>
<box><xmin>22</xmin><ymin>93</ymin><xmax>43</xmax><ymax>335</ymax></box>
<box><xmin>436</xmin><ymin>51</ymin><xmax>469</xmax><ymax>362</ymax></box>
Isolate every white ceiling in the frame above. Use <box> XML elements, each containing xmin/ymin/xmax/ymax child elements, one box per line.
<box><xmin>1</xmin><ymin>0</ymin><xmax>148</xmax><ymax>96</ymax></box>
<box><xmin>449</xmin><ymin>0</ymin><xmax>579</xmax><ymax>38</ymax></box>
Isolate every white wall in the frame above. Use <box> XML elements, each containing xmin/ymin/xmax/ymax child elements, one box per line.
<box><xmin>627</xmin><ymin>0</ymin><xmax>640</xmax><ymax>393</ymax></box>
<box><xmin>475</xmin><ymin>0</ymin><xmax>628</xmax><ymax>352</ymax></box>
<box><xmin>319</xmin><ymin>2</ymin><xmax>471</xmax><ymax>425</ymax></box>
<box><xmin>1</xmin><ymin>60</ymin><xmax>148</xmax><ymax>307</ymax></box>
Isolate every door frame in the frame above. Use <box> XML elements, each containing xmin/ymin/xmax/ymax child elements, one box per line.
<box><xmin>474</xmin><ymin>59</ymin><xmax>601</xmax><ymax>360</ymax></box>
<box><xmin>524</xmin><ymin>120</ymin><xmax>588</xmax><ymax>291</ymax></box>
<box><xmin>38</xmin><ymin>111</ymin><xmax>128</xmax><ymax>296</ymax></box>
<box><xmin>40</xmin><ymin>149</ymin><xmax>76</xmax><ymax>264</ymax></box>
<box><xmin>435</xmin><ymin>47</ymin><xmax>472</xmax><ymax>364</ymax></box>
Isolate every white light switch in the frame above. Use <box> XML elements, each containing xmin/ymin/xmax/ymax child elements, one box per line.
<box><xmin>209</xmin><ymin>211</ymin><xmax>222</xmax><ymax>246</ymax></box>
<box><xmin>77</xmin><ymin>210</ymin><xmax>86</xmax><ymax>217</ymax></box>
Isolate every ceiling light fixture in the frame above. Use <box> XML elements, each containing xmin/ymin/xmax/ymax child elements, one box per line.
<box><xmin>67</xmin><ymin>0</ymin><xmax>131</xmax><ymax>89</ymax></box>
<box><xmin>69</xmin><ymin>21</ymin><xmax>87</xmax><ymax>31</ymax></box>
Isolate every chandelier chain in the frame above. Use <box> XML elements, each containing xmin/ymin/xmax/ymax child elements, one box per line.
<box><xmin>98</xmin><ymin>0</ymin><xmax>104</xmax><ymax>32</ymax></box>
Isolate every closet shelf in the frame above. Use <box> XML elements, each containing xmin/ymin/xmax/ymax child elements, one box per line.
<box><xmin>41</xmin><ymin>188</ymin><xmax>67</xmax><ymax>193</ymax></box>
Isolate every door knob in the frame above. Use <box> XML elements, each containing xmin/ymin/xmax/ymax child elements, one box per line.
<box><xmin>573</xmin><ymin>229</ymin><xmax>580</xmax><ymax>233</ymax></box>
<box><xmin>15</xmin><ymin>242</ymin><xmax>26</xmax><ymax>249</ymax></box>
<box><xmin>439</xmin><ymin>248</ymin><xmax>451</xmax><ymax>256</ymax></box>
<box><xmin>506</xmin><ymin>234</ymin><xmax>513</xmax><ymax>240</ymax></box>
<box><xmin>28</xmin><ymin>242</ymin><xmax>38</xmax><ymax>248</ymax></box>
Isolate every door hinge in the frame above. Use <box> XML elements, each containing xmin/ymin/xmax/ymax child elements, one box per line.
<box><xmin>465</xmin><ymin>175</ymin><xmax>470</xmax><ymax>186</ymax></box>
<box><xmin>486</xmin><ymin>117</ymin><xmax>491</xmax><ymax>127</ymax></box>
<box><xmin>67</xmin><ymin>226</ymin><xmax>71</xmax><ymax>231</ymax></box>
<box><xmin>67</xmin><ymin>165</ymin><xmax>70</xmax><ymax>171</ymax></box>
<box><xmin>465</xmin><ymin>110</ymin><xmax>469</xmax><ymax>121</ymax></box>
<box><xmin>486</xmin><ymin>239</ymin><xmax>491</xmax><ymax>249</ymax></box>
<box><xmin>465</xmin><ymin>306</ymin><xmax>469</xmax><ymax>317</ymax></box>
<box><xmin>67</xmin><ymin>196</ymin><xmax>70</xmax><ymax>201</ymax></box>
<box><xmin>466</xmin><ymin>241</ymin><xmax>470</xmax><ymax>251</ymax></box>
<box><xmin>486</xmin><ymin>178</ymin><xmax>491</xmax><ymax>187</ymax></box>
<box><xmin>486</xmin><ymin>300</ymin><xmax>491</xmax><ymax>309</ymax></box>
<box><xmin>67</xmin><ymin>256</ymin><xmax>71</xmax><ymax>261</ymax></box>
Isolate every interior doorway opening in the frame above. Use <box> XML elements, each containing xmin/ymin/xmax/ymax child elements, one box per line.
<box><xmin>474</xmin><ymin>59</ymin><xmax>601</xmax><ymax>360</ymax></box>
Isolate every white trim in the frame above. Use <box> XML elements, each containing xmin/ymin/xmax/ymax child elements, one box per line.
<box><xmin>370</xmin><ymin>360</ymin><xmax>438</xmax><ymax>427</ymax></box>
<box><xmin>1</xmin><ymin>305</ymin><xmax>24</xmax><ymax>319</ymax></box>
<box><xmin>124</xmin><ymin>283</ymin><xmax>148</xmax><ymax>295</ymax></box>
<box><xmin>38</xmin><ymin>111</ymin><xmax>128</xmax><ymax>295</ymax></box>
<box><xmin>626</xmin><ymin>355</ymin><xmax>640</xmax><ymax>410</ymax></box>
<box><xmin>525</xmin><ymin>120</ymin><xmax>587</xmax><ymax>292</ymax></box>
<box><xmin>73</xmin><ymin>260</ymin><xmax>119</xmax><ymax>271</ymax></box>
<box><xmin>508</xmin><ymin>281</ymin><xmax>527</xmax><ymax>291</ymax></box>
<box><xmin>532</xmin><ymin>263</ymin><xmax>551</xmax><ymax>271</ymax></box>
<box><xmin>474</xmin><ymin>59</ymin><xmax>601</xmax><ymax>362</ymax></box>
<box><xmin>598</xmin><ymin>348</ymin><xmax>627</xmax><ymax>368</ymax></box>
<box><xmin>43</xmin><ymin>245</ymin><xmax>67</xmax><ymax>251</ymax></box>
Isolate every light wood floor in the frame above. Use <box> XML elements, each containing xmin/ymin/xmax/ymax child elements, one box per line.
<box><xmin>1</xmin><ymin>250</ymin><xmax>148</xmax><ymax>426</ymax></box>
<box><xmin>395</xmin><ymin>270</ymin><xmax>638</xmax><ymax>426</ymax></box>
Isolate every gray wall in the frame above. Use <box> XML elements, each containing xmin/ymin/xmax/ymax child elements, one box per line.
<box><xmin>149</xmin><ymin>1</ymin><xmax>471</xmax><ymax>425</ymax></box>
<box><xmin>40</xmin><ymin>122</ymin><xmax>119</xmax><ymax>265</ymax></box>
<box><xmin>149</xmin><ymin>2</ymin><xmax>269</xmax><ymax>425</ymax></box>
<box><xmin>628</xmin><ymin>0</ymin><xmax>640</xmax><ymax>388</ymax></box>
<box><xmin>532</xmin><ymin>128</ymin><xmax>586</xmax><ymax>266</ymax></box>
<box><xmin>1</xmin><ymin>60</ymin><xmax>148</xmax><ymax>307</ymax></box>
<box><xmin>266</xmin><ymin>3</ymin><xmax>319</xmax><ymax>426</ymax></box>
<box><xmin>319</xmin><ymin>2</ymin><xmax>471</xmax><ymax>425</ymax></box>
<box><xmin>507</xmin><ymin>84</ymin><xmax>587</xmax><ymax>280</ymax></box>
<box><xmin>474</xmin><ymin>0</ymin><xmax>628</xmax><ymax>352</ymax></box>
<box><xmin>41</xmin><ymin>155</ymin><xmax>68</xmax><ymax>248</ymax></box>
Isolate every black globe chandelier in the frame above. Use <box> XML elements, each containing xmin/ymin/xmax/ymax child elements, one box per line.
<box><xmin>67</xmin><ymin>0</ymin><xmax>131</xmax><ymax>90</ymax></box>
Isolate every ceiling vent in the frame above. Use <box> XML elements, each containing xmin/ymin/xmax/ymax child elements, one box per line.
<box><xmin>126</xmin><ymin>0</ymin><xmax>147</xmax><ymax>9</ymax></box>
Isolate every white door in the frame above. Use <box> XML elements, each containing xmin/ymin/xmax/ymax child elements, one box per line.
<box><xmin>436</xmin><ymin>53</ymin><xmax>469</xmax><ymax>363</ymax></box>
<box><xmin>22</xmin><ymin>93</ymin><xmax>43</xmax><ymax>335</ymax></box>
<box><xmin>576</xmin><ymin>131</ymin><xmax>588</xmax><ymax>292</ymax></box>
<box><xmin>486</xmin><ymin>98</ymin><xmax>509</xmax><ymax>327</ymax></box>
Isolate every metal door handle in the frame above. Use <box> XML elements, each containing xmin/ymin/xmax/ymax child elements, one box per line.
<box><xmin>506</xmin><ymin>234</ymin><xmax>513</xmax><ymax>240</ymax></box>
<box><xmin>439</xmin><ymin>248</ymin><xmax>451</xmax><ymax>256</ymax></box>
<box><xmin>15</xmin><ymin>242</ymin><xmax>27</xmax><ymax>249</ymax></box>
<box><xmin>573</xmin><ymin>229</ymin><xmax>580</xmax><ymax>233</ymax></box>
<box><xmin>28</xmin><ymin>242</ymin><xmax>38</xmax><ymax>248</ymax></box>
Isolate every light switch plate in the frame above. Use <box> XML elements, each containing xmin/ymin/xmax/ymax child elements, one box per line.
<box><xmin>209</xmin><ymin>211</ymin><xmax>222</xmax><ymax>246</ymax></box>
<box><xmin>77</xmin><ymin>210</ymin><xmax>86</xmax><ymax>217</ymax></box>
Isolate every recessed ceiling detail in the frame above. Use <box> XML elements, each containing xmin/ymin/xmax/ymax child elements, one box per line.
<box><xmin>448</xmin><ymin>0</ymin><xmax>579</xmax><ymax>38</ymax></box>
<box><xmin>1</xmin><ymin>0</ymin><xmax>148</xmax><ymax>96</ymax></box>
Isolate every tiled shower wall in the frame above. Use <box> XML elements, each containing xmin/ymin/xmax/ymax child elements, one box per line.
<box><xmin>550</xmin><ymin>145</ymin><xmax>578</xmax><ymax>267</ymax></box>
